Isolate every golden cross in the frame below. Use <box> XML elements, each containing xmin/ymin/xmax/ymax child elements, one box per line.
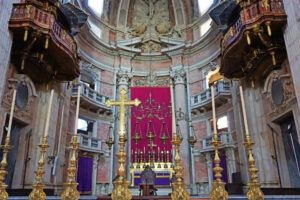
<box><xmin>106</xmin><ymin>88</ymin><xmax>141</xmax><ymax>136</ymax></box>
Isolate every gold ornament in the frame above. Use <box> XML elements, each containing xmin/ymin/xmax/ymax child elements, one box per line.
<box><xmin>61</xmin><ymin>135</ymin><xmax>80</xmax><ymax>200</ymax></box>
<box><xmin>28</xmin><ymin>136</ymin><xmax>49</xmax><ymax>200</ymax></box>
<box><xmin>171</xmin><ymin>134</ymin><xmax>189</xmax><ymax>200</ymax></box>
<box><xmin>0</xmin><ymin>137</ymin><xmax>12</xmax><ymax>200</ymax></box>
<box><xmin>106</xmin><ymin>88</ymin><xmax>141</xmax><ymax>200</ymax></box>
<box><xmin>209</xmin><ymin>134</ymin><xmax>229</xmax><ymax>200</ymax></box>
<box><xmin>244</xmin><ymin>135</ymin><xmax>264</xmax><ymax>200</ymax></box>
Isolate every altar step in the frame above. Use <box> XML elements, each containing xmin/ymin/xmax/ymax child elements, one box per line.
<box><xmin>7</xmin><ymin>195</ymin><xmax>300</xmax><ymax>200</ymax></box>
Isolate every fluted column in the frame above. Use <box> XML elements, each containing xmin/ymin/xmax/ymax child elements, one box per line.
<box><xmin>171</xmin><ymin>67</ymin><xmax>191</xmax><ymax>184</ymax></box>
<box><xmin>205</xmin><ymin>153</ymin><xmax>213</xmax><ymax>191</ymax></box>
<box><xmin>225</xmin><ymin>148</ymin><xmax>237</xmax><ymax>183</ymax></box>
<box><xmin>92</xmin><ymin>154</ymin><xmax>99</xmax><ymax>195</ymax></box>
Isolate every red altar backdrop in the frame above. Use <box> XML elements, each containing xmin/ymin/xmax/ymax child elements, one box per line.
<box><xmin>131</xmin><ymin>87</ymin><xmax>172</xmax><ymax>163</ymax></box>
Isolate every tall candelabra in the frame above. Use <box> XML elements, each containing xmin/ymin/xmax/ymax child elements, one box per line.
<box><xmin>0</xmin><ymin>90</ymin><xmax>16</xmax><ymax>200</ymax></box>
<box><xmin>61</xmin><ymin>85</ymin><xmax>81</xmax><ymax>200</ymax></box>
<box><xmin>170</xmin><ymin>133</ymin><xmax>189</xmax><ymax>200</ymax></box>
<box><xmin>239</xmin><ymin>86</ymin><xmax>264</xmax><ymax>200</ymax></box>
<box><xmin>106</xmin><ymin>88</ymin><xmax>141</xmax><ymax>200</ymax></box>
<box><xmin>209</xmin><ymin>86</ymin><xmax>228</xmax><ymax>200</ymax></box>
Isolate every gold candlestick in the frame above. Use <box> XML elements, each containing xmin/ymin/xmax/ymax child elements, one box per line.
<box><xmin>60</xmin><ymin>135</ymin><xmax>80</xmax><ymax>200</ymax></box>
<box><xmin>171</xmin><ymin>134</ymin><xmax>189</xmax><ymax>200</ymax></box>
<box><xmin>209</xmin><ymin>86</ymin><xmax>228</xmax><ymax>200</ymax></box>
<box><xmin>29</xmin><ymin>89</ymin><xmax>54</xmax><ymax>200</ymax></box>
<box><xmin>239</xmin><ymin>86</ymin><xmax>264</xmax><ymax>200</ymax></box>
<box><xmin>0</xmin><ymin>90</ymin><xmax>16</xmax><ymax>200</ymax></box>
<box><xmin>28</xmin><ymin>137</ymin><xmax>49</xmax><ymax>200</ymax></box>
<box><xmin>106</xmin><ymin>88</ymin><xmax>141</xmax><ymax>200</ymax></box>
<box><xmin>61</xmin><ymin>85</ymin><xmax>81</xmax><ymax>200</ymax></box>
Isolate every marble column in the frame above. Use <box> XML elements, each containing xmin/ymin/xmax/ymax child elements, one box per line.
<box><xmin>205</xmin><ymin>153</ymin><xmax>213</xmax><ymax>190</ymax></box>
<box><xmin>283</xmin><ymin>0</ymin><xmax>300</xmax><ymax>112</ymax></box>
<box><xmin>112</xmin><ymin>69</ymin><xmax>132</xmax><ymax>183</ymax></box>
<box><xmin>170</xmin><ymin>67</ymin><xmax>191</xmax><ymax>184</ymax></box>
<box><xmin>225</xmin><ymin>147</ymin><xmax>237</xmax><ymax>183</ymax></box>
<box><xmin>92</xmin><ymin>154</ymin><xmax>99</xmax><ymax>195</ymax></box>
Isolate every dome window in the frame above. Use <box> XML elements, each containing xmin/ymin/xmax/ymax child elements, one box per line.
<box><xmin>198</xmin><ymin>0</ymin><xmax>214</xmax><ymax>16</ymax></box>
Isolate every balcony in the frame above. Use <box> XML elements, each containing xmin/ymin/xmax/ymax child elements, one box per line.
<box><xmin>217</xmin><ymin>0</ymin><xmax>287</xmax><ymax>80</ymax></box>
<box><xmin>191</xmin><ymin>81</ymin><xmax>231</xmax><ymax>113</ymax></box>
<box><xmin>72</xmin><ymin>83</ymin><xmax>112</xmax><ymax>115</ymax></box>
<box><xmin>194</xmin><ymin>132</ymin><xmax>236</xmax><ymax>154</ymax></box>
<box><xmin>78</xmin><ymin>133</ymin><xmax>104</xmax><ymax>154</ymax></box>
<box><xmin>8</xmin><ymin>0</ymin><xmax>86</xmax><ymax>83</ymax></box>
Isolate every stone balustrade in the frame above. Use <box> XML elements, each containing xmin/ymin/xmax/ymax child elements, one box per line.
<box><xmin>191</xmin><ymin>81</ymin><xmax>231</xmax><ymax>111</ymax></box>
<box><xmin>201</xmin><ymin>132</ymin><xmax>233</xmax><ymax>149</ymax></box>
<box><xmin>77</xmin><ymin>133</ymin><xmax>103</xmax><ymax>153</ymax></box>
<box><xmin>72</xmin><ymin>83</ymin><xmax>111</xmax><ymax>112</ymax></box>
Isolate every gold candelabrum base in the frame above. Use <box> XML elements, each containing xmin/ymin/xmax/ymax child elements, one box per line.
<box><xmin>28</xmin><ymin>136</ymin><xmax>50</xmax><ymax>200</ymax></box>
<box><xmin>111</xmin><ymin>134</ymin><xmax>132</xmax><ymax>200</ymax></box>
<box><xmin>61</xmin><ymin>135</ymin><xmax>80</xmax><ymax>200</ymax></box>
<box><xmin>0</xmin><ymin>137</ymin><xmax>12</xmax><ymax>200</ymax></box>
<box><xmin>171</xmin><ymin>134</ymin><xmax>189</xmax><ymax>200</ymax></box>
<box><xmin>209</xmin><ymin>134</ymin><xmax>228</xmax><ymax>200</ymax></box>
<box><xmin>244</xmin><ymin>135</ymin><xmax>264</xmax><ymax>200</ymax></box>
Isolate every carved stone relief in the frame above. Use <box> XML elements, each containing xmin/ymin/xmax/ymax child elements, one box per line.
<box><xmin>125</xmin><ymin>0</ymin><xmax>182</xmax><ymax>52</ymax></box>
<box><xmin>263</xmin><ymin>70</ymin><xmax>296</xmax><ymax>119</ymax></box>
<box><xmin>2</xmin><ymin>74</ymin><xmax>37</xmax><ymax>124</ymax></box>
<box><xmin>132</xmin><ymin>75</ymin><xmax>169</xmax><ymax>87</ymax></box>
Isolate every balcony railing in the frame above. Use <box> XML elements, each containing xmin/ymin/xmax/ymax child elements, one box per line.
<box><xmin>78</xmin><ymin>133</ymin><xmax>103</xmax><ymax>153</ymax></box>
<box><xmin>72</xmin><ymin>83</ymin><xmax>111</xmax><ymax>110</ymax></box>
<box><xmin>191</xmin><ymin>81</ymin><xmax>231</xmax><ymax>108</ymax></box>
<box><xmin>202</xmin><ymin>132</ymin><xmax>233</xmax><ymax>149</ymax></box>
<box><xmin>221</xmin><ymin>0</ymin><xmax>286</xmax><ymax>52</ymax></box>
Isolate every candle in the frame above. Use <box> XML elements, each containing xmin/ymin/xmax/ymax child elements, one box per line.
<box><xmin>74</xmin><ymin>85</ymin><xmax>81</xmax><ymax>135</ymax></box>
<box><xmin>158</xmin><ymin>146</ymin><xmax>160</xmax><ymax>157</ymax></box>
<box><xmin>43</xmin><ymin>89</ymin><xmax>54</xmax><ymax>137</ymax></box>
<box><xmin>239</xmin><ymin>86</ymin><xmax>250</xmax><ymax>136</ymax></box>
<box><xmin>170</xmin><ymin>80</ymin><xmax>176</xmax><ymax>133</ymax></box>
<box><xmin>211</xmin><ymin>86</ymin><xmax>217</xmax><ymax>133</ymax></box>
<box><xmin>7</xmin><ymin>90</ymin><xmax>17</xmax><ymax>138</ymax></box>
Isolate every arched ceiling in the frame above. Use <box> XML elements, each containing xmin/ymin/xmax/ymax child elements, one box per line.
<box><xmin>85</xmin><ymin>0</ymin><xmax>214</xmax><ymax>27</ymax></box>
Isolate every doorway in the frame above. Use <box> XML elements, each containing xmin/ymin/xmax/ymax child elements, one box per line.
<box><xmin>0</xmin><ymin>116</ymin><xmax>24</xmax><ymax>188</ymax></box>
<box><xmin>280</xmin><ymin>116</ymin><xmax>300</xmax><ymax>187</ymax></box>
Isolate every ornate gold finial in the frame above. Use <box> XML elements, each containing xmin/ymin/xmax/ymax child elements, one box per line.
<box><xmin>171</xmin><ymin>134</ymin><xmax>189</xmax><ymax>200</ymax></box>
<box><xmin>61</xmin><ymin>135</ymin><xmax>80</xmax><ymax>200</ymax></box>
<box><xmin>28</xmin><ymin>136</ymin><xmax>50</xmax><ymax>200</ymax></box>
<box><xmin>106</xmin><ymin>88</ymin><xmax>141</xmax><ymax>200</ymax></box>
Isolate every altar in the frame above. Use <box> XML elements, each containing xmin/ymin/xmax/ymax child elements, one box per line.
<box><xmin>130</xmin><ymin>162</ymin><xmax>174</xmax><ymax>187</ymax></box>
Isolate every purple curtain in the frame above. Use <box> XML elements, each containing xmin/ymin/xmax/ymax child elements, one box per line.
<box><xmin>77</xmin><ymin>156</ymin><xmax>93</xmax><ymax>192</ymax></box>
<box><xmin>212</xmin><ymin>154</ymin><xmax>228</xmax><ymax>183</ymax></box>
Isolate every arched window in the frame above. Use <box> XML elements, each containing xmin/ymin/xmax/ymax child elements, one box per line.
<box><xmin>200</xmin><ymin>18</ymin><xmax>212</xmax><ymax>36</ymax></box>
<box><xmin>88</xmin><ymin>0</ymin><xmax>104</xmax><ymax>17</ymax></box>
<box><xmin>198</xmin><ymin>0</ymin><xmax>214</xmax><ymax>16</ymax></box>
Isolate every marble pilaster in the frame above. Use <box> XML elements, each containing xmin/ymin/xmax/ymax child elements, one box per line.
<box><xmin>170</xmin><ymin>67</ymin><xmax>191</xmax><ymax>184</ymax></box>
<box><xmin>205</xmin><ymin>153</ymin><xmax>213</xmax><ymax>190</ymax></box>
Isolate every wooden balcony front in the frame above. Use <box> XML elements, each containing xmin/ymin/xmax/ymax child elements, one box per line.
<box><xmin>9</xmin><ymin>0</ymin><xmax>80</xmax><ymax>83</ymax></box>
<box><xmin>220</xmin><ymin>0</ymin><xmax>287</xmax><ymax>80</ymax></box>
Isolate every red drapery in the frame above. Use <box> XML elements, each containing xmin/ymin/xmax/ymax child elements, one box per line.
<box><xmin>131</xmin><ymin>87</ymin><xmax>172</xmax><ymax>162</ymax></box>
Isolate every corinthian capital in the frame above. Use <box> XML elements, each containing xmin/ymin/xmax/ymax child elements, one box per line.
<box><xmin>170</xmin><ymin>68</ymin><xmax>186</xmax><ymax>85</ymax></box>
<box><xmin>117</xmin><ymin>70</ymin><xmax>132</xmax><ymax>87</ymax></box>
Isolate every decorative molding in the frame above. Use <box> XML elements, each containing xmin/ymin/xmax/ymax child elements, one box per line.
<box><xmin>2</xmin><ymin>74</ymin><xmax>37</xmax><ymax>124</ymax></box>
